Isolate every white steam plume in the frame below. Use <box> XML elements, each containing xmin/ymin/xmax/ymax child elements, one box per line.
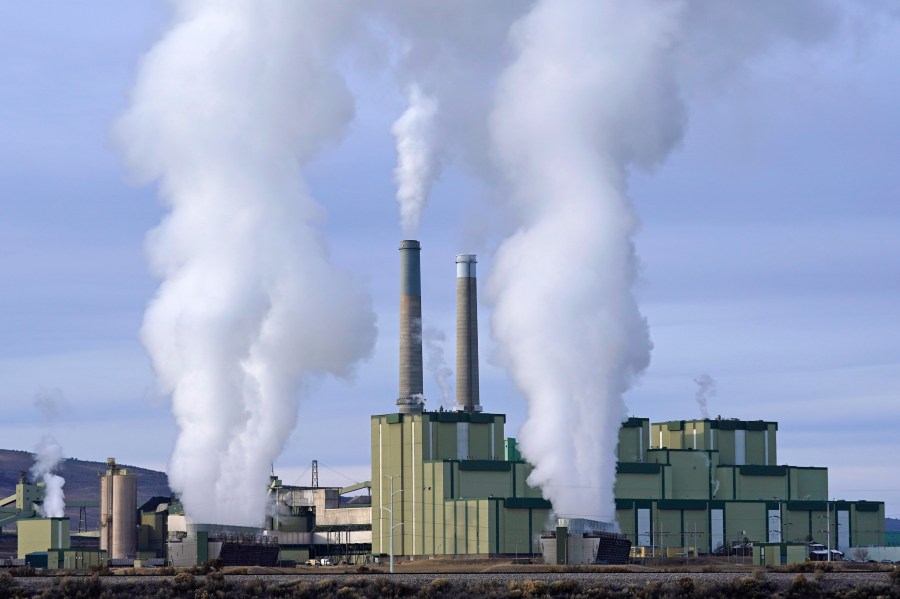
<box><xmin>694</xmin><ymin>373</ymin><xmax>717</xmax><ymax>419</ymax></box>
<box><xmin>31</xmin><ymin>436</ymin><xmax>65</xmax><ymax>518</ymax></box>
<box><xmin>423</xmin><ymin>326</ymin><xmax>453</xmax><ymax>407</ymax></box>
<box><xmin>487</xmin><ymin>1</ymin><xmax>677</xmax><ymax>522</ymax></box>
<box><xmin>116</xmin><ymin>2</ymin><xmax>376</xmax><ymax>526</ymax></box>
<box><xmin>485</xmin><ymin>0</ymin><xmax>843</xmax><ymax>523</ymax></box>
<box><xmin>392</xmin><ymin>85</ymin><xmax>439</xmax><ymax>235</ymax></box>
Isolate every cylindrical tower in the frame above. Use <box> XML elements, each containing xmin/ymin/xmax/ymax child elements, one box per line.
<box><xmin>398</xmin><ymin>240</ymin><xmax>425</xmax><ymax>413</ymax></box>
<box><xmin>99</xmin><ymin>458</ymin><xmax>137</xmax><ymax>560</ymax></box>
<box><xmin>455</xmin><ymin>254</ymin><xmax>481</xmax><ymax>412</ymax></box>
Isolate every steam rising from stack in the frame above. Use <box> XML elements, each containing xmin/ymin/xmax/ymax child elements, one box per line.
<box><xmin>487</xmin><ymin>1</ymin><xmax>669</xmax><ymax>522</ymax></box>
<box><xmin>117</xmin><ymin>2</ymin><xmax>376</xmax><ymax>525</ymax></box>
<box><xmin>484</xmin><ymin>1</ymin><xmax>843</xmax><ymax>522</ymax></box>
<box><xmin>694</xmin><ymin>374</ymin><xmax>717</xmax><ymax>420</ymax></box>
<box><xmin>119</xmin><ymin>1</ymin><xmax>856</xmax><ymax>527</ymax></box>
<box><xmin>393</xmin><ymin>85</ymin><xmax>440</xmax><ymax>236</ymax></box>
<box><xmin>31</xmin><ymin>436</ymin><xmax>65</xmax><ymax>518</ymax></box>
<box><xmin>423</xmin><ymin>326</ymin><xmax>454</xmax><ymax>407</ymax></box>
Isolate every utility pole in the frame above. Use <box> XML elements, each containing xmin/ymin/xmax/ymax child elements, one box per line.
<box><xmin>827</xmin><ymin>501</ymin><xmax>832</xmax><ymax>562</ymax></box>
<box><xmin>382</xmin><ymin>474</ymin><xmax>404</xmax><ymax>574</ymax></box>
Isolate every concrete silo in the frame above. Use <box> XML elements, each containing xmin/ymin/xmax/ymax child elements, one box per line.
<box><xmin>99</xmin><ymin>458</ymin><xmax>137</xmax><ymax>560</ymax></box>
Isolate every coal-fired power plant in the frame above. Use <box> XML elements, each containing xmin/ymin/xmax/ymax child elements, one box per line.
<box><xmin>3</xmin><ymin>239</ymin><xmax>888</xmax><ymax>570</ymax></box>
<box><xmin>397</xmin><ymin>240</ymin><xmax>425</xmax><ymax>414</ymax></box>
<box><xmin>455</xmin><ymin>254</ymin><xmax>481</xmax><ymax>412</ymax></box>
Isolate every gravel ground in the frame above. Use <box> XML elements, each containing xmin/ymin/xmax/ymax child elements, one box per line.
<box><xmin>7</xmin><ymin>570</ymin><xmax>893</xmax><ymax>593</ymax></box>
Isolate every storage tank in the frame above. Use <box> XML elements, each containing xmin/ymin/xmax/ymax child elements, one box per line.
<box><xmin>99</xmin><ymin>458</ymin><xmax>137</xmax><ymax>559</ymax></box>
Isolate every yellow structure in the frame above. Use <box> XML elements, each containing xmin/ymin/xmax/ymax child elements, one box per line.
<box><xmin>17</xmin><ymin>517</ymin><xmax>70</xmax><ymax>559</ymax></box>
<box><xmin>371</xmin><ymin>411</ymin><xmax>550</xmax><ymax>558</ymax></box>
<box><xmin>754</xmin><ymin>542</ymin><xmax>809</xmax><ymax>566</ymax></box>
<box><xmin>614</xmin><ymin>417</ymin><xmax>885</xmax><ymax>559</ymax></box>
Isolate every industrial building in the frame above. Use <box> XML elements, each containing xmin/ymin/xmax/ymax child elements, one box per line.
<box><xmin>371</xmin><ymin>242</ymin><xmax>551</xmax><ymax>560</ymax></box>
<box><xmin>160</xmin><ymin>471</ymin><xmax>373</xmax><ymax>566</ymax></box>
<box><xmin>539</xmin><ymin>519</ymin><xmax>632</xmax><ymax>565</ymax></box>
<box><xmin>613</xmin><ymin>416</ymin><xmax>885</xmax><ymax>563</ymax></box>
<box><xmin>0</xmin><ymin>471</ymin><xmax>106</xmax><ymax>569</ymax></box>
<box><xmin>0</xmin><ymin>238</ymin><xmax>888</xmax><ymax>569</ymax></box>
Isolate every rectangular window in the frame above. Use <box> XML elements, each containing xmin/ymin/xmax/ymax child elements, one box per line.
<box><xmin>711</xmin><ymin>509</ymin><xmax>724</xmax><ymax>553</ymax></box>
<box><xmin>734</xmin><ymin>430</ymin><xmax>746</xmax><ymax>465</ymax></box>
<box><xmin>767</xmin><ymin>509</ymin><xmax>781</xmax><ymax>543</ymax></box>
<box><xmin>457</xmin><ymin>423</ymin><xmax>469</xmax><ymax>460</ymax></box>
<box><xmin>637</xmin><ymin>508</ymin><xmax>651</xmax><ymax>547</ymax></box>
<box><xmin>837</xmin><ymin>510</ymin><xmax>850</xmax><ymax>550</ymax></box>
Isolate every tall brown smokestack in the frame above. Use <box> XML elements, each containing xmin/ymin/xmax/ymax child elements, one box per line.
<box><xmin>398</xmin><ymin>240</ymin><xmax>424</xmax><ymax>413</ymax></box>
<box><xmin>455</xmin><ymin>254</ymin><xmax>481</xmax><ymax>412</ymax></box>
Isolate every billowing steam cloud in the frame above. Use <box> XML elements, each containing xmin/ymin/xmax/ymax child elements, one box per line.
<box><xmin>31</xmin><ymin>436</ymin><xmax>65</xmax><ymax>518</ymax></box>
<box><xmin>117</xmin><ymin>2</ymin><xmax>376</xmax><ymax>526</ymax></box>
<box><xmin>117</xmin><ymin>0</ymin><xmax>857</xmax><ymax>528</ymax></box>
<box><xmin>487</xmin><ymin>2</ymin><xmax>669</xmax><ymax>521</ymax></box>
<box><xmin>484</xmin><ymin>0</ymin><xmax>843</xmax><ymax>522</ymax></box>
<box><xmin>392</xmin><ymin>85</ymin><xmax>440</xmax><ymax>235</ymax></box>
<box><xmin>694</xmin><ymin>373</ymin><xmax>717</xmax><ymax>419</ymax></box>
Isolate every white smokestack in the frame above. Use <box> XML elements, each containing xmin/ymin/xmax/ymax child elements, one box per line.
<box><xmin>31</xmin><ymin>436</ymin><xmax>65</xmax><ymax>518</ymax></box>
<box><xmin>392</xmin><ymin>84</ymin><xmax>440</xmax><ymax>236</ymax></box>
<box><xmin>116</xmin><ymin>2</ymin><xmax>376</xmax><ymax>526</ymax></box>
<box><xmin>694</xmin><ymin>373</ymin><xmax>717</xmax><ymax>420</ymax></box>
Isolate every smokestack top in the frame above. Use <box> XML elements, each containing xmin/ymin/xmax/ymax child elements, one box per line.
<box><xmin>399</xmin><ymin>240</ymin><xmax>422</xmax><ymax>297</ymax></box>
<box><xmin>456</xmin><ymin>254</ymin><xmax>477</xmax><ymax>278</ymax></box>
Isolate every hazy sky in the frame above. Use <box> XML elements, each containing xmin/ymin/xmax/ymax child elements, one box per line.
<box><xmin>2</xmin><ymin>2</ymin><xmax>898</xmax><ymax>518</ymax></box>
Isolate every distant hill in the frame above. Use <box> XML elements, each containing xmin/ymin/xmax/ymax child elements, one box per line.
<box><xmin>0</xmin><ymin>448</ymin><xmax>170</xmax><ymax>532</ymax></box>
<box><xmin>886</xmin><ymin>517</ymin><xmax>900</xmax><ymax>532</ymax></box>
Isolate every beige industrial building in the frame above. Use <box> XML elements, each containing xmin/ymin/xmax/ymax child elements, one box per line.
<box><xmin>613</xmin><ymin>417</ymin><xmax>885</xmax><ymax>563</ymax></box>
<box><xmin>262</xmin><ymin>474</ymin><xmax>373</xmax><ymax>565</ymax></box>
<box><xmin>370</xmin><ymin>410</ymin><xmax>550</xmax><ymax>558</ymax></box>
<box><xmin>17</xmin><ymin>518</ymin><xmax>70</xmax><ymax>559</ymax></box>
<box><xmin>160</xmin><ymin>473</ymin><xmax>373</xmax><ymax>566</ymax></box>
<box><xmin>370</xmin><ymin>242</ymin><xmax>550</xmax><ymax>560</ymax></box>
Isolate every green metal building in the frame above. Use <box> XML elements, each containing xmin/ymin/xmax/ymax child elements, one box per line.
<box><xmin>370</xmin><ymin>410</ymin><xmax>550</xmax><ymax>558</ymax></box>
<box><xmin>17</xmin><ymin>517</ymin><xmax>70</xmax><ymax>559</ymax></box>
<box><xmin>614</xmin><ymin>417</ymin><xmax>885</xmax><ymax>558</ymax></box>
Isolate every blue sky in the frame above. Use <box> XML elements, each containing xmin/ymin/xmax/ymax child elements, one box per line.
<box><xmin>1</xmin><ymin>3</ymin><xmax>898</xmax><ymax>517</ymax></box>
